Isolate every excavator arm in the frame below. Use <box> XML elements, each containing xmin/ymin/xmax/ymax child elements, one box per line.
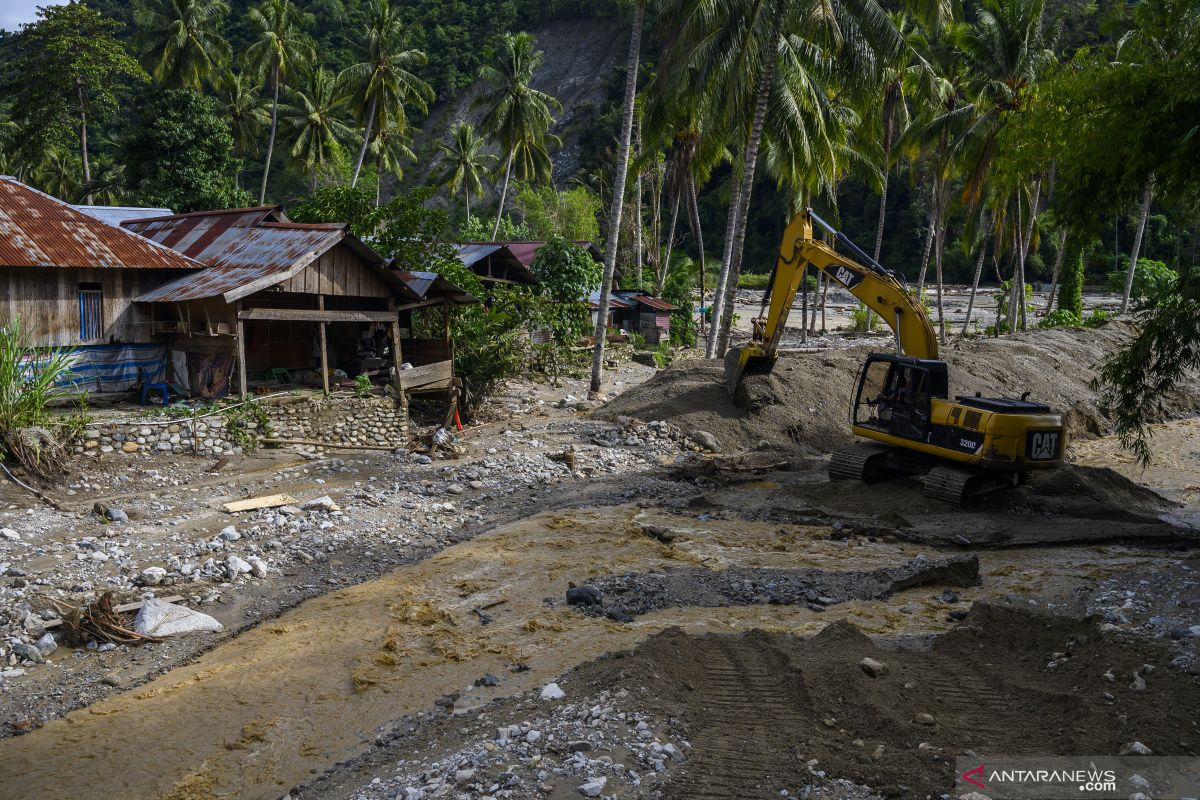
<box><xmin>724</xmin><ymin>209</ymin><xmax>939</xmax><ymax>393</ymax></box>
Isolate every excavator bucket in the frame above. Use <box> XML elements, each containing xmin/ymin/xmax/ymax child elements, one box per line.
<box><xmin>724</xmin><ymin>344</ymin><xmax>776</xmax><ymax>396</ymax></box>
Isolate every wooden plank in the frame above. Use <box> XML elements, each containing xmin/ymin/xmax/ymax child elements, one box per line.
<box><xmin>389</xmin><ymin>299</ymin><xmax>405</xmax><ymax>399</ymax></box>
<box><xmin>235</xmin><ymin>301</ymin><xmax>248</xmax><ymax>399</ymax></box>
<box><xmin>397</xmin><ymin>360</ymin><xmax>453</xmax><ymax>391</ymax></box>
<box><xmin>238</xmin><ymin>308</ymin><xmax>397</xmax><ymax>323</ymax></box>
<box><xmin>222</xmin><ymin>493</ymin><xmax>298</xmax><ymax>513</ymax></box>
<box><xmin>318</xmin><ymin>295</ymin><xmax>329</xmax><ymax>396</ymax></box>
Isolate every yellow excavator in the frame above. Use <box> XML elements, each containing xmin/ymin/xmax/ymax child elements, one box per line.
<box><xmin>724</xmin><ymin>209</ymin><xmax>1064</xmax><ymax>503</ymax></box>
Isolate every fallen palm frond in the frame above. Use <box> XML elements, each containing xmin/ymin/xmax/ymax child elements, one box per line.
<box><xmin>38</xmin><ymin>592</ymin><xmax>162</xmax><ymax>647</ymax></box>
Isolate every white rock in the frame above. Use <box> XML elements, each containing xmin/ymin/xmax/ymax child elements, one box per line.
<box><xmin>540</xmin><ymin>682</ymin><xmax>566</xmax><ymax>700</ymax></box>
<box><xmin>35</xmin><ymin>632</ymin><xmax>57</xmax><ymax>656</ymax></box>
<box><xmin>1120</xmin><ymin>741</ymin><xmax>1152</xmax><ymax>756</ymax></box>
<box><xmin>302</xmin><ymin>495</ymin><xmax>341</xmax><ymax>512</ymax></box>
<box><xmin>578</xmin><ymin>777</ymin><xmax>606</xmax><ymax>797</ymax></box>
<box><xmin>525</xmin><ymin>730</ymin><xmax>541</xmax><ymax>744</ymax></box>
<box><xmin>0</xmin><ymin>528</ymin><xmax>19</xmax><ymax>541</ymax></box>
<box><xmin>219</xmin><ymin>526</ymin><xmax>241</xmax><ymax>541</ymax></box>
<box><xmin>141</xmin><ymin>566</ymin><xmax>167</xmax><ymax>586</ymax></box>
<box><xmin>247</xmin><ymin>557</ymin><xmax>269</xmax><ymax>578</ymax></box>
<box><xmin>226</xmin><ymin>555</ymin><xmax>252</xmax><ymax>577</ymax></box>
<box><xmin>132</xmin><ymin>599</ymin><xmax>222</xmax><ymax>637</ymax></box>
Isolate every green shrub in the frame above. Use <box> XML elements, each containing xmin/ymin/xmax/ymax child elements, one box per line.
<box><xmin>1105</xmin><ymin>258</ymin><xmax>1178</xmax><ymax>301</ymax></box>
<box><xmin>222</xmin><ymin>399</ymin><xmax>272</xmax><ymax>452</ymax></box>
<box><xmin>850</xmin><ymin>304</ymin><xmax>882</xmax><ymax>332</ymax></box>
<box><xmin>0</xmin><ymin>319</ymin><xmax>86</xmax><ymax>478</ymax></box>
<box><xmin>1039</xmin><ymin>309</ymin><xmax>1083</xmax><ymax>329</ymax></box>
<box><xmin>628</xmin><ymin>331</ymin><xmax>648</xmax><ymax>350</ymax></box>
<box><xmin>652</xmin><ymin>341</ymin><xmax>673</xmax><ymax>369</ymax></box>
<box><xmin>1083</xmin><ymin>309</ymin><xmax>1113</xmax><ymax>328</ymax></box>
<box><xmin>353</xmin><ymin>373</ymin><xmax>371</xmax><ymax>397</ymax></box>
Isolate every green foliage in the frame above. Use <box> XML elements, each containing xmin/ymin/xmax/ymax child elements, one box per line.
<box><xmin>353</xmin><ymin>373</ymin><xmax>371</xmax><ymax>397</ymax></box>
<box><xmin>1098</xmin><ymin>265</ymin><xmax>1200</xmax><ymax>464</ymax></box>
<box><xmin>627</xmin><ymin>331</ymin><xmax>647</xmax><ymax>350</ymax></box>
<box><xmin>663</xmin><ymin>255</ymin><xmax>697</xmax><ymax>347</ymax></box>
<box><xmin>1038</xmin><ymin>309</ymin><xmax>1082</xmax><ymax>328</ymax></box>
<box><xmin>289</xmin><ymin>185</ymin><xmax>381</xmax><ymax>238</ymax></box>
<box><xmin>0</xmin><ymin>319</ymin><xmax>87</xmax><ymax>477</ymax></box>
<box><xmin>528</xmin><ymin>236</ymin><xmax>600</xmax><ymax>384</ymax></box>
<box><xmin>1105</xmin><ymin>258</ymin><xmax>1178</xmax><ymax>301</ymax></box>
<box><xmin>458</xmin><ymin>215</ymin><xmax>536</xmax><ymax>241</ymax></box>
<box><xmin>120</xmin><ymin>88</ymin><xmax>250</xmax><ymax>211</ymax></box>
<box><xmin>650</xmin><ymin>341</ymin><xmax>673</xmax><ymax>369</ymax></box>
<box><xmin>221</xmin><ymin>398</ymin><xmax>272</xmax><ymax>451</ymax></box>
<box><xmin>5</xmin><ymin>3</ymin><xmax>146</xmax><ymax>181</ymax></box>
<box><xmin>850</xmin><ymin>304</ymin><xmax>882</xmax><ymax>332</ymax></box>
<box><xmin>512</xmin><ymin>183</ymin><xmax>602</xmax><ymax>243</ymax></box>
<box><xmin>1083</xmin><ymin>308</ymin><xmax>1112</xmax><ymax>328</ymax></box>
<box><xmin>133</xmin><ymin>0</ymin><xmax>232</xmax><ymax>92</ymax></box>
<box><xmin>1056</xmin><ymin>233</ymin><xmax>1086</xmax><ymax>318</ymax></box>
<box><xmin>993</xmin><ymin>280</ymin><xmax>1033</xmax><ymax>323</ymax></box>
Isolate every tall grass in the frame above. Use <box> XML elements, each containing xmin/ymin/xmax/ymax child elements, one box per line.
<box><xmin>0</xmin><ymin>319</ymin><xmax>85</xmax><ymax>478</ymax></box>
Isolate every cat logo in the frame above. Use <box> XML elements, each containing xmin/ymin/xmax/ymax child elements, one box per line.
<box><xmin>831</xmin><ymin>266</ymin><xmax>865</xmax><ymax>289</ymax></box>
<box><xmin>1028</xmin><ymin>431</ymin><xmax>1060</xmax><ymax>460</ymax></box>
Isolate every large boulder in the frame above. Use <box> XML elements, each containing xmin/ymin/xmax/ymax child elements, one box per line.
<box><xmin>132</xmin><ymin>599</ymin><xmax>222</xmax><ymax>637</ymax></box>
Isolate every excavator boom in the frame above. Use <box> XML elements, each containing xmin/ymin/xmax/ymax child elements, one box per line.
<box><xmin>724</xmin><ymin>210</ymin><xmax>937</xmax><ymax>393</ymax></box>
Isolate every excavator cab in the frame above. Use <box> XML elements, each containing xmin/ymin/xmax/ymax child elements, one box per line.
<box><xmin>852</xmin><ymin>354</ymin><xmax>948</xmax><ymax>444</ymax></box>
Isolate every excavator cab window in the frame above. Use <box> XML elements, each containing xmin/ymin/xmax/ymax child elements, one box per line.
<box><xmin>853</xmin><ymin>357</ymin><xmax>933</xmax><ymax>442</ymax></box>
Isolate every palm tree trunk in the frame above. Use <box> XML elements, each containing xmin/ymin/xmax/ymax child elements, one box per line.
<box><xmin>1044</xmin><ymin>227</ymin><xmax>1068</xmax><ymax>314</ymax></box>
<box><xmin>873</xmin><ymin>172</ymin><xmax>889</xmax><ymax>263</ymax></box>
<box><xmin>634</xmin><ymin>120</ymin><xmax>643</xmax><ymax>290</ymax></box>
<box><xmin>688</xmin><ymin>173</ymin><xmax>706</xmax><ymax>347</ymax></box>
<box><xmin>714</xmin><ymin>17</ymin><xmax>784</xmax><ymax>357</ymax></box>
<box><xmin>1010</xmin><ymin>178</ymin><xmax>1042</xmax><ymax>332</ymax></box>
<box><xmin>659</xmin><ymin>191</ymin><xmax>680</xmax><ymax>295</ymax></box>
<box><xmin>492</xmin><ymin>149</ymin><xmax>514</xmax><ymax>241</ymax></box>
<box><xmin>76</xmin><ymin>79</ymin><xmax>91</xmax><ymax>198</ymax></box>
<box><xmin>1120</xmin><ymin>177</ymin><xmax>1154</xmax><ymax>314</ymax></box>
<box><xmin>962</xmin><ymin>214</ymin><xmax>990</xmax><ymax>335</ymax></box>
<box><xmin>351</xmin><ymin>93</ymin><xmax>378</xmax><ymax>189</ymax></box>
<box><xmin>590</xmin><ymin>2</ymin><xmax>644</xmax><ymax>394</ymax></box>
<box><xmin>705</xmin><ymin>185</ymin><xmax>741</xmax><ymax>358</ymax></box>
<box><xmin>260</xmin><ymin>61</ymin><xmax>280</xmax><ymax>205</ymax></box>
<box><xmin>934</xmin><ymin>223</ymin><xmax>946</xmax><ymax>343</ymax></box>
<box><xmin>465</xmin><ymin>184</ymin><xmax>471</xmax><ymax>224</ymax></box>
<box><xmin>915</xmin><ymin>219</ymin><xmax>935</xmax><ymax>297</ymax></box>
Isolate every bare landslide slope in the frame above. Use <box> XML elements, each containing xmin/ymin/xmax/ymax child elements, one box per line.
<box><xmin>597</xmin><ymin>322</ymin><xmax>1200</xmax><ymax>457</ymax></box>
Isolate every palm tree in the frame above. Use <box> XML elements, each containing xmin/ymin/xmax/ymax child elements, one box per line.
<box><xmin>1110</xmin><ymin>0</ymin><xmax>1197</xmax><ymax>312</ymax></box>
<box><xmin>244</xmin><ymin>0</ymin><xmax>316</xmax><ymax>204</ymax></box>
<box><xmin>590</xmin><ymin>2</ymin><xmax>647</xmax><ymax>393</ymax></box>
<box><xmin>34</xmin><ymin>150</ymin><xmax>79</xmax><ymax>201</ymax></box>
<box><xmin>281</xmin><ymin>67</ymin><xmax>354</xmax><ymax>188</ymax></box>
<box><xmin>340</xmin><ymin>0</ymin><xmax>433</xmax><ymax>189</ymax></box>
<box><xmin>950</xmin><ymin>0</ymin><xmax>1055</xmax><ymax>331</ymax></box>
<box><xmin>662</xmin><ymin>0</ymin><xmax>903</xmax><ymax>358</ymax></box>
<box><xmin>432</xmin><ymin>121</ymin><xmax>494</xmax><ymax>224</ymax></box>
<box><xmin>217</xmin><ymin>70</ymin><xmax>270</xmax><ymax>189</ymax></box>
<box><xmin>370</xmin><ymin>118</ymin><xmax>416</xmax><ymax>206</ymax></box>
<box><xmin>133</xmin><ymin>0</ymin><xmax>231</xmax><ymax>92</ymax></box>
<box><xmin>475</xmin><ymin>32</ymin><xmax>561</xmax><ymax>241</ymax></box>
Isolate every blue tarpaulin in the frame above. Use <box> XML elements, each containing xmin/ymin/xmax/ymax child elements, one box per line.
<box><xmin>51</xmin><ymin>344</ymin><xmax>168</xmax><ymax>392</ymax></box>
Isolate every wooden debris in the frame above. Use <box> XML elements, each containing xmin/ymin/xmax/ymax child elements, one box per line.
<box><xmin>40</xmin><ymin>592</ymin><xmax>165</xmax><ymax>646</ymax></box>
<box><xmin>222</xmin><ymin>493</ymin><xmax>298</xmax><ymax>513</ymax></box>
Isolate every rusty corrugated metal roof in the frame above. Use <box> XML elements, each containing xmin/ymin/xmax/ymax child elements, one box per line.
<box><xmin>454</xmin><ymin>243</ymin><xmax>539</xmax><ymax>285</ymax></box>
<box><xmin>586</xmin><ymin>290</ymin><xmax>633</xmax><ymax>310</ymax></box>
<box><xmin>0</xmin><ymin>177</ymin><xmax>202</xmax><ymax>270</ymax></box>
<box><xmin>615</xmin><ymin>292</ymin><xmax>678</xmax><ymax>311</ymax></box>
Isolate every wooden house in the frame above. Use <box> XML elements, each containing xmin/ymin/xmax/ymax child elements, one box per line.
<box><xmin>0</xmin><ymin>176</ymin><xmax>203</xmax><ymax>391</ymax></box>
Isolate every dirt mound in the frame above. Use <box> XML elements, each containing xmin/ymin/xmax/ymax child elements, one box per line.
<box><xmin>598</xmin><ymin>322</ymin><xmax>1200</xmax><ymax>457</ymax></box>
<box><xmin>566</xmin><ymin>603</ymin><xmax>1200</xmax><ymax>798</ymax></box>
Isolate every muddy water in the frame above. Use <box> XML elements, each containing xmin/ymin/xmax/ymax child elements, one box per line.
<box><xmin>0</xmin><ymin>503</ymin><xmax>1163</xmax><ymax>800</ymax></box>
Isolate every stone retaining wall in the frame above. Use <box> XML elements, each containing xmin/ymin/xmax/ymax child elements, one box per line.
<box><xmin>76</xmin><ymin>394</ymin><xmax>408</xmax><ymax>458</ymax></box>
<box><xmin>264</xmin><ymin>395</ymin><xmax>408</xmax><ymax>449</ymax></box>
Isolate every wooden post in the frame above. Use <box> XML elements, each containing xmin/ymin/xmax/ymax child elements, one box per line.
<box><xmin>317</xmin><ymin>295</ymin><xmax>329</xmax><ymax>396</ymax></box>
<box><xmin>388</xmin><ymin>299</ymin><xmax>406</xmax><ymax>408</ymax></box>
<box><xmin>235</xmin><ymin>300</ymin><xmax>247</xmax><ymax>399</ymax></box>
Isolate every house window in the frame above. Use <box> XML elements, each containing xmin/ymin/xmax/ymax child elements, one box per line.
<box><xmin>79</xmin><ymin>283</ymin><xmax>104</xmax><ymax>341</ymax></box>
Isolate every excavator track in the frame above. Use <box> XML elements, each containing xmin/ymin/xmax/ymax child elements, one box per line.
<box><xmin>828</xmin><ymin>443</ymin><xmax>904</xmax><ymax>483</ymax></box>
<box><xmin>922</xmin><ymin>465</ymin><xmax>1019</xmax><ymax>504</ymax></box>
